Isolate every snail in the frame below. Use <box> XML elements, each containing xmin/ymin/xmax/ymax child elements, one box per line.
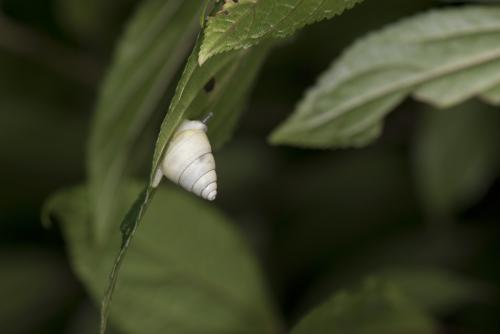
<box><xmin>152</xmin><ymin>114</ymin><xmax>217</xmax><ymax>201</ymax></box>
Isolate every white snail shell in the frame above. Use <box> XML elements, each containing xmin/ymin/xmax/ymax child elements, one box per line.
<box><xmin>152</xmin><ymin>120</ymin><xmax>217</xmax><ymax>201</ymax></box>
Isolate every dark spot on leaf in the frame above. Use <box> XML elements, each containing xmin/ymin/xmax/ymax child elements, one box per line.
<box><xmin>204</xmin><ymin>78</ymin><xmax>216</xmax><ymax>93</ymax></box>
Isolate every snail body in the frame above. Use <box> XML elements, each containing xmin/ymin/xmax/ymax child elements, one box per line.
<box><xmin>152</xmin><ymin>119</ymin><xmax>217</xmax><ymax>201</ymax></box>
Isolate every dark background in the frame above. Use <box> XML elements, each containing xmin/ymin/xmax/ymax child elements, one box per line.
<box><xmin>1</xmin><ymin>0</ymin><xmax>499</xmax><ymax>333</ymax></box>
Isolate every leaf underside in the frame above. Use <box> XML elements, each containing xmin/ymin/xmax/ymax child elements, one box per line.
<box><xmin>270</xmin><ymin>6</ymin><xmax>500</xmax><ymax>148</ymax></box>
<box><xmin>199</xmin><ymin>0</ymin><xmax>364</xmax><ymax>64</ymax></box>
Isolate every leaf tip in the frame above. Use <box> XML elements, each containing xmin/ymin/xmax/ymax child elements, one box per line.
<box><xmin>268</xmin><ymin>128</ymin><xmax>287</xmax><ymax>146</ymax></box>
<box><xmin>268</xmin><ymin>119</ymin><xmax>302</xmax><ymax>146</ymax></box>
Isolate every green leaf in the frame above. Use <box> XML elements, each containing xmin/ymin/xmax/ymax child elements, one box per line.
<box><xmin>270</xmin><ymin>6</ymin><xmax>500</xmax><ymax>148</ymax></box>
<box><xmin>150</xmin><ymin>39</ymin><xmax>271</xmax><ymax>182</ymax></box>
<box><xmin>98</xmin><ymin>37</ymin><xmax>270</xmax><ymax>334</ymax></box>
<box><xmin>87</xmin><ymin>0</ymin><xmax>203</xmax><ymax>243</ymax></box>
<box><xmin>44</xmin><ymin>183</ymin><xmax>281</xmax><ymax>334</ymax></box>
<box><xmin>291</xmin><ymin>279</ymin><xmax>435</xmax><ymax>334</ymax></box>
<box><xmin>199</xmin><ymin>0</ymin><xmax>364</xmax><ymax>64</ymax></box>
<box><xmin>414</xmin><ymin>101</ymin><xmax>500</xmax><ymax>216</ymax></box>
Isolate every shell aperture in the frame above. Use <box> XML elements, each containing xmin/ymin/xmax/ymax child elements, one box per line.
<box><xmin>152</xmin><ymin>120</ymin><xmax>217</xmax><ymax>201</ymax></box>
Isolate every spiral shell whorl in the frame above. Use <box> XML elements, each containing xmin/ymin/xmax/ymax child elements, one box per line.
<box><xmin>157</xmin><ymin>120</ymin><xmax>217</xmax><ymax>201</ymax></box>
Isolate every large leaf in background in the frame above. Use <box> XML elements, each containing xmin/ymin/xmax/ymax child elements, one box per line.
<box><xmin>415</xmin><ymin>102</ymin><xmax>500</xmax><ymax>216</ymax></box>
<box><xmin>87</xmin><ymin>0</ymin><xmax>202</xmax><ymax>244</ymax></box>
<box><xmin>199</xmin><ymin>0</ymin><xmax>364</xmax><ymax>64</ymax></box>
<box><xmin>270</xmin><ymin>6</ymin><xmax>500</xmax><ymax>148</ymax></box>
<box><xmin>291</xmin><ymin>279</ymin><xmax>435</xmax><ymax>334</ymax></box>
<box><xmin>44</xmin><ymin>184</ymin><xmax>280</xmax><ymax>334</ymax></box>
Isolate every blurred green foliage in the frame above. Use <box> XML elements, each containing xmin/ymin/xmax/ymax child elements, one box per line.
<box><xmin>1</xmin><ymin>0</ymin><xmax>500</xmax><ymax>333</ymax></box>
<box><xmin>415</xmin><ymin>101</ymin><xmax>500</xmax><ymax>217</ymax></box>
<box><xmin>46</xmin><ymin>183</ymin><xmax>281</xmax><ymax>334</ymax></box>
